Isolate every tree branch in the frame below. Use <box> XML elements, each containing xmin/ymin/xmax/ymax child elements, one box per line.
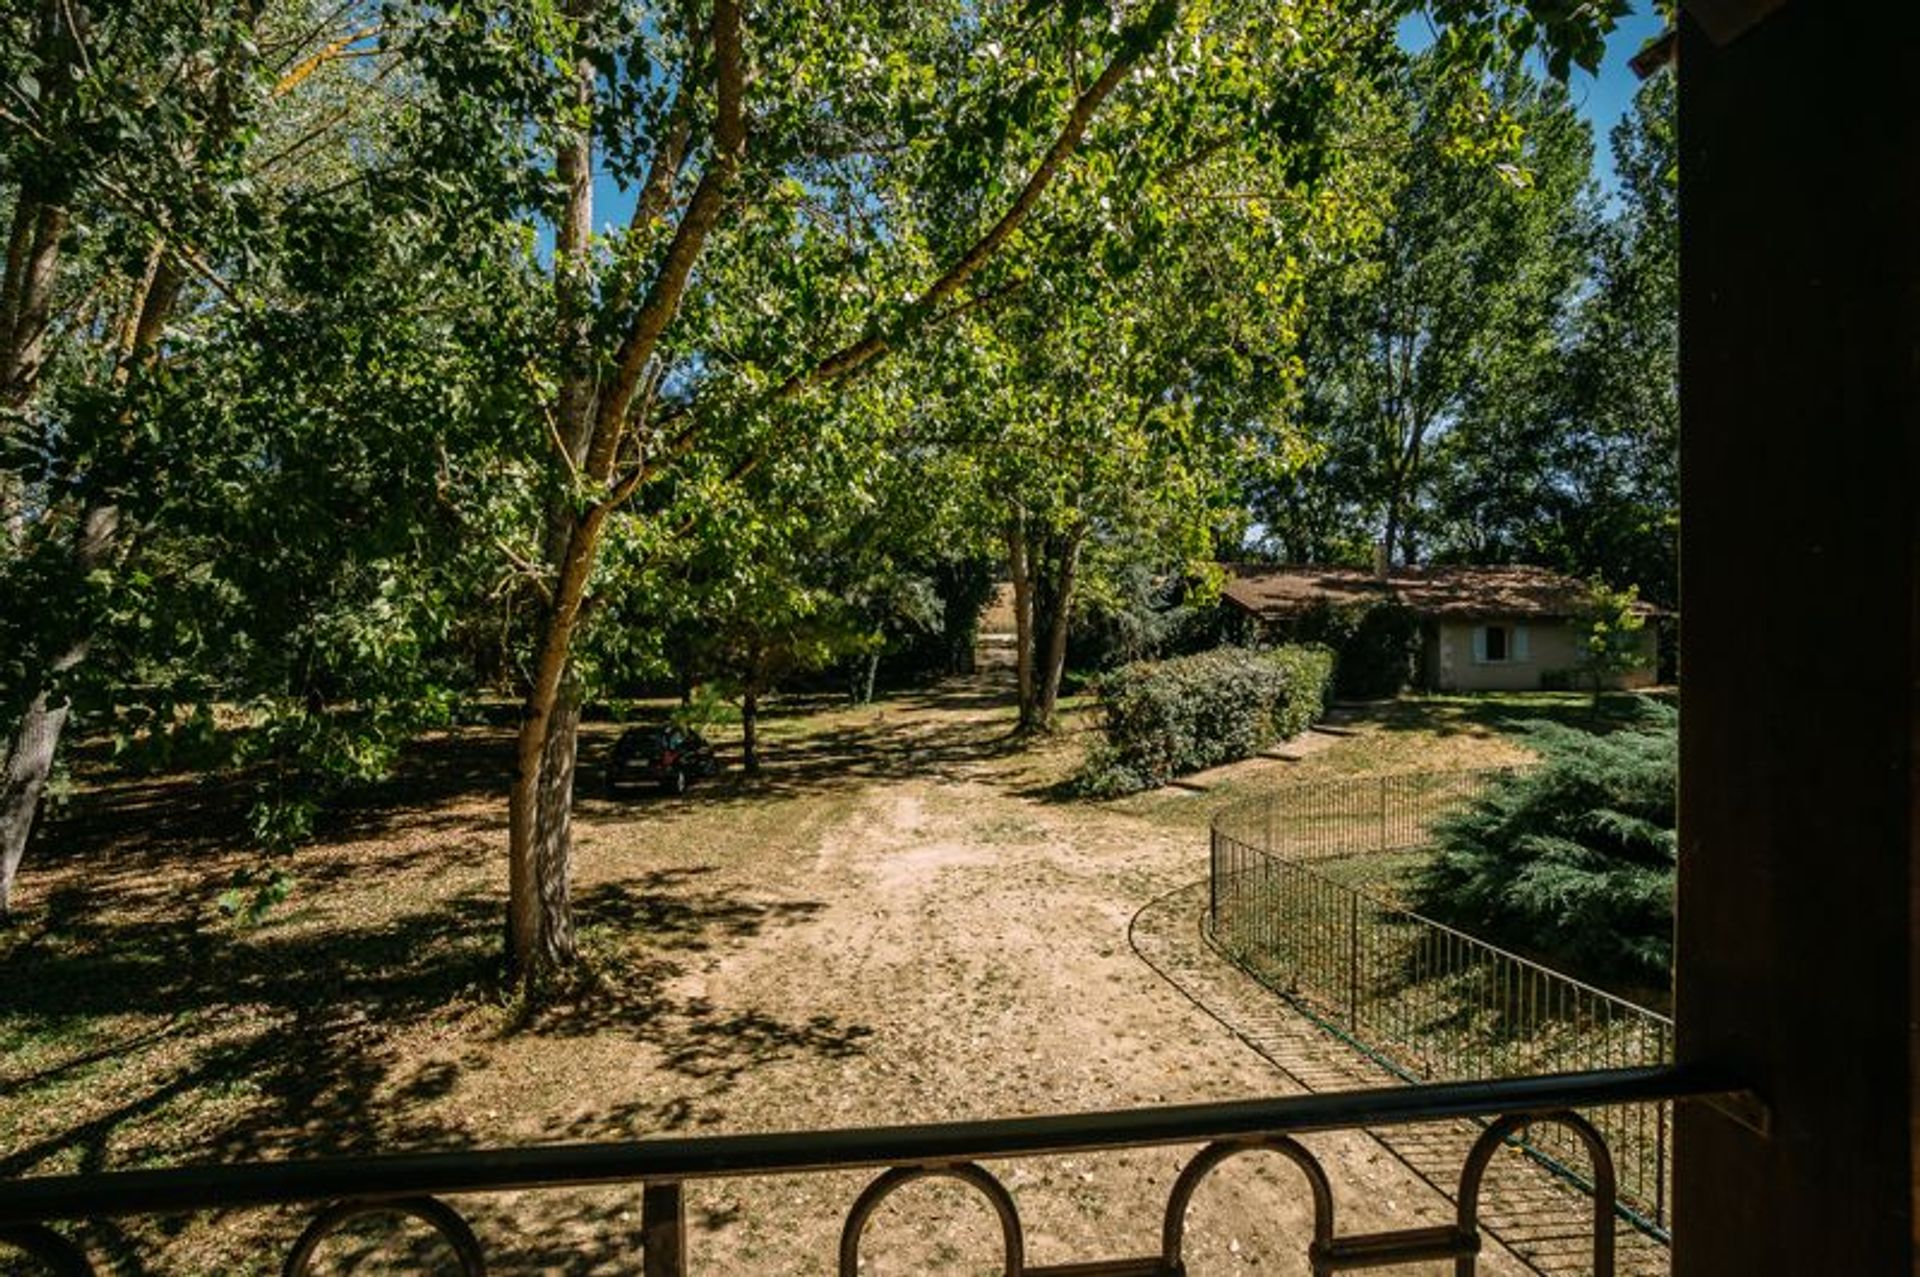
<box><xmin>583</xmin><ymin>0</ymin><xmax>746</xmax><ymax>484</ymax></box>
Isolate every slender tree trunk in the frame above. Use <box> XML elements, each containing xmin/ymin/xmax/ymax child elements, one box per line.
<box><xmin>519</xmin><ymin>680</ymin><xmax>580</xmax><ymax>973</ymax></box>
<box><xmin>0</xmin><ymin>503</ymin><xmax>118</xmax><ymax>917</ymax></box>
<box><xmin>848</xmin><ymin>651</ymin><xmax>879</xmax><ymax>705</ymax></box>
<box><xmin>1034</xmin><ymin>529</ymin><xmax>1083</xmax><ymax>731</ymax></box>
<box><xmin>506</xmin><ymin>505</ymin><xmax>606</xmax><ymax>983</ymax></box>
<box><xmin>1381</xmin><ymin>488</ymin><xmax>1403</xmax><ymax>569</ymax></box>
<box><xmin>741</xmin><ymin>682</ymin><xmax>761</xmax><ymax>774</ymax></box>
<box><xmin>1007</xmin><ymin>521</ymin><xmax>1038</xmax><ymax>731</ymax></box>
<box><xmin>1</xmin><ymin>1</ymin><xmax>80</xmax><ymax>413</ymax></box>
<box><xmin>0</xmin><ymin>693</ymin><xmax>67</xmax><ymax>918</ymax></box>
<box><xmin>0</xmin><ymin>0</ymin><xmax>214</xmax><ymax>916</ymax></box>
<box><xmin>0</xmin><ymin>199</ymin><xmax>67</xmax><ymax>411</ymax></box>
<box><xmin>0</xmin><ymin>238</ymin><xmax>182</xmax><ymax>917</ymax></box>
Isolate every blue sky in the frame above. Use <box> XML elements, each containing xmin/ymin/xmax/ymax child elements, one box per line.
<box><xmin>1401</xmin><ymin>1</ymin><xmax>1668</xmax><ymax>191</ymax></box>
<box><xmin>1564</xmin><ymin>3</ymin><xmax>1668</xmax><ymax>189</ymax></box>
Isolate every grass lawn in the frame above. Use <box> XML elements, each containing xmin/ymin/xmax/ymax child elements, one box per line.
<box><xmin>0</xmin><ymin>682</ymin><xmax>1640</xmax><ymax>1274</ymax></box>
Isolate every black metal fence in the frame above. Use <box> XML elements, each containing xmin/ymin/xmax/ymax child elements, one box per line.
<box><xmin>0</xmin><ymin>1067</ymin><xmax>1725</xmax><ymax>1276</ymax></box>
<box><xmin>1209</xmin><ymin>768</ymin><xmax>1513</xmax><ymax>863</ymax></box>
<box><xmin>1208</xmin><ymin>772</ymin><xmax>1677</xmax><ymax>1237</ymax></box>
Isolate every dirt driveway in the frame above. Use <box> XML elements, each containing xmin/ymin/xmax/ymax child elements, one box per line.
<box><xmin>4</xmin><ymin>682</ymin><xmax>1609</xmax><ymax>1274</ymax></box>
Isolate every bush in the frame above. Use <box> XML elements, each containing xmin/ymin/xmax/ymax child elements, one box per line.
<box><xmin>1079</xmin><ymin>644</ymin><xmax>1333</xmax><ymax>794</ymax></box>
<box><xmin>1258</xmin><ymin>599</ymin><xmax>1418</xmax><ymax>700</ymax></box>
<box><xmin>1408</xmin><ymin>702</ymin><xmax>1676</xmax><ymax>989</ymax></box>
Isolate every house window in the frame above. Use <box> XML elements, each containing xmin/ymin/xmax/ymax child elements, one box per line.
<box><xmin>1472</xmin><ymin>624</ymin><xmax>1529</xmax><ymax>664</ymax></box>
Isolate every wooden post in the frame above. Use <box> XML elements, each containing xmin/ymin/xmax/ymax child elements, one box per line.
<box><xmin>1673</xmin><ymin>2</ymin><xmax>1919</xmax><ymax>1271</ymax></box>
<box><xmin>641</xmin><ymin>1182</ymin><xmax>687</xmax><ymax>1277</ymax></box>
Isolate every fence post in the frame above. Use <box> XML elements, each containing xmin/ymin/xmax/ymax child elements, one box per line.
<box><xmin>642</xmin><ymin>1182</ymin><xmax>687</xmax><ymax>1277</ymax></box>
<box><xmin>1378</xmin><ymin>776</ymin><xmax>1388</xmax><ymax>852</ymax></box>
<box><xmin>1347</xmin><ymin>893</ymin><xmax>1360</xmax><ymax>1031</ymax></box>
<box><xmin>1208</xmin><ymin>828</ymin><xmax>1218</xmax><ymax>926</ymax></box>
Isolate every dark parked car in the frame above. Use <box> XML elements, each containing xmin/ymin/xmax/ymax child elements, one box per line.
<box><xmin>606</xmin><ymin>724</ymin><xmax>721</xmax><ymax>795</ymax></box>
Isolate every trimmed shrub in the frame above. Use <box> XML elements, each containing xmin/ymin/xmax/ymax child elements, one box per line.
<box><xmin>1079</xmin><ymin>644</ymin><xmax>1333</xmax><ymax>795</ymax></box>
<box><xmin>1409</xmin><ymin>702</ymin><xmax>1676</xmax><ymax>990</ymax></box>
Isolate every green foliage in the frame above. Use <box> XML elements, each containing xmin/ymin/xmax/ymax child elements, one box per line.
<box><xmin>1081</xmin><ymin>644</ymin><xmax>1332</xmax><ymax>795</ymax></box>
<box><xmin>671</xmin><ymin>683</ymin><xmax>740</xmax><ymax>734</ymax></box>
<box><xmin>216</xmin><ymin>865</ymin><xmax>297</xmax><ymax>928</ymax></box>
<box><xmin>1067</xmin><ymin>565</ymin><xmax>1224</xmax><ymax>673</ymax></box>
<box><xmin>1282</xmin><ymin>600</ymin><xmax>1419</xmax><ymax>700</ymax></box>
<box><xmin>1410</xmin><ymin>703</ymin><xmax>1676</xmax><ymax>987</ymax></box>
<box><xmin>1572</xmin><ymin>578</ymin><xmax>1650</xmax><ymax>692</ymax></box>
<box><xmin>1426</xmin><ymin>72</ymin><xmax>1677</xmax><ymax>605</ymax></box>
<box><xmin>1255</xmin><ymin>51</ymin><xmax>1598</xmax><ymax>569</ymax></box>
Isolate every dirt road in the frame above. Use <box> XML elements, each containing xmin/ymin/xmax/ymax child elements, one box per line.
<box><xmin>6</xmin><ymin>682</ymin><xmax>1620</xmax><ymax>1274</ymax></box>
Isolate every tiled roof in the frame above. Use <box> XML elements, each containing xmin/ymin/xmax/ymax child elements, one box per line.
<box><xmin>1220</xmin><ymin>563</ymin><xmax>1662</xmax><ymax>622</ymax></box>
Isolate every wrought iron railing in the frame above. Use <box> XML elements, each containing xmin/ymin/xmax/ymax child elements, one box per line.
<box><xmin>1209</xmin><ymin>775</ymin><xmax>1676</xmax><ymax>1236</ymax></box>
<box><xmin>1208</xmin><ymin>768</ymin><xmax>1514</xmax><ymax>863</ymax></box>
<box><xmin>0</xmin><ymin>1067</ymin><xmax>1726</xmax><ymax>1276</ymax></box>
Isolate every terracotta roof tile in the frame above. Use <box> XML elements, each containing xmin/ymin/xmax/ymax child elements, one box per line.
<box><xmin>1220</xmin><ymin>563</ymin><xmax>1663</xmax><ymax>622</ymax></box>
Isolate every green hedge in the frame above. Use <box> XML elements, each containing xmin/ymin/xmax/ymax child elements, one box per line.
<box><xmin>1080</xmin><ymin>644</ymin><xmax>1333</xmax><ymax>795</ymax></box>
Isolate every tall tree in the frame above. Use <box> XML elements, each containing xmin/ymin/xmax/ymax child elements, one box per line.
<box><xmin>1421</xmin><ymin>71</ymin><xmax>1676</xmax><ymax>603</ymax></box>
<box><xmin>1556</xmin><ymin>71</ymin><xmax>1677</xmax><ymax>602</ymax></box>
<box><xmin>1253</xmin><ymin>53</ymin><xmax>1596</xmax><ymax>569</ymax></box>
<box><xmin>433</xmin><ymin>0</ymin><xmax>1201</xmax><ymax>983</ymax></box>
<box><xmin>0</xmin><ymin>0</ymin><xmax>394</xmax><ymax>915</ymax></box>
<box><xmin>404</xmin><ymin>0</ymin><xmax>1493</xmax><ymax>983</ymax></box>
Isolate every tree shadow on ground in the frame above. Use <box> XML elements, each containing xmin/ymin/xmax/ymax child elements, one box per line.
<box><xmin>0</xmin><ymin>868</ymin><xmax>857</xmax><ymax>1169</ymax></box>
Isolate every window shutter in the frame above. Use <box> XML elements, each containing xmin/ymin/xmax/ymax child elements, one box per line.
<box><xmin>1513</xmin><ymin>625</ymin><xmax>1531</xmax><ymax>662</ymax></box>
<box><xmin>1472</xmin><ymin>627</ymin><xmax>1487</xmax><ymax>662</ymax></box>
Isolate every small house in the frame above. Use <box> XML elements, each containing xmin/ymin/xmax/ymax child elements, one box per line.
<box><xmin>1219</xmin><ymin>563</ymin><xmax>1663</xmax><ymax>693</ymax></box>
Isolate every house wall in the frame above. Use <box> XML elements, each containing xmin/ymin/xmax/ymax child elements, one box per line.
<box><xmin>1428</xmin><ymin>620</ymin><xmax>1659</xmax><ymax>692</ymax></box>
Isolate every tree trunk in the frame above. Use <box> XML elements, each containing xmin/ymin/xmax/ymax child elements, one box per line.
<box><xmin>501</xmin><ymin>0</ymin><xmax>744</xmax><ymax>989</ymax></box>
<box><xmin>0</xmin><ymin>691</ymin><xmax>67</xmax><ymax>918</ymax></box>
<box><xmin>1</xmin><ymin>2</ymin><xmax>81</xmax><ymax>413</ymax></box>
<box><xmin>848</xmin><ymin>651</ymin><xmax>879</xmax><ymax>706</ymax></box>
<box><xmin>529</xmin><ymin>683</ymin><xmax>579</xmax><ymax>971</ymax></box>
<box><xmin>0</xmin><ymin>251</ymin><xmax>179</xmax><ymax>918</ymax></box>
<box><xmin>1034</xmin><ymin>529</ymin><xmax>1083</xmax><ymax>731</ymax></box>
<box><xmin>506</xmin><ymin>655</ymin><xmax>585</xmax><ymax>984</ymax></box>
<box><xmin>0</xmin><ymin>199</ymin><xmax>67</xmax><ymax>412</ymax></box>
<box><xmin>1007</xmin><ymin>521</ymin><xmax>1039</xmax><ymax>731</ymax></box>
<box><xmin>506</xmin><ymin>503</ymin><xmax>607</xmax><ymax>986</ymax></box>
<box><xmin>0</xmin><ymin>502</ymin><xmax>118</xmax><ymax>918</ymax></box>
<box><xmin>1381</xmin><ymin>490</ymin><xmax>1403</xmax><ymax>570</ymax></box>
<box><xmin>741</xmin><ymin>683</ymin><xmax>761</xmax><ymax>774</ymax></box>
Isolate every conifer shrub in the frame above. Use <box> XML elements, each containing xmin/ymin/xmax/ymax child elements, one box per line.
<box><xmin>1409</xmin><ymin>702</ymin><xmax>1677</xmax><ymax>988</ymax></box>
<box><xmin>1078</xmin><ymin>644</ymin><xmax>1333</xmax><ymax>795</ymax></box>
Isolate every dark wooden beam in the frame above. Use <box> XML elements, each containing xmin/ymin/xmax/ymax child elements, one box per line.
<box><xmin>1674</xmin><ymin>2</ymin><xmax>1920</xmax><ymax>1272</ymax></box>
